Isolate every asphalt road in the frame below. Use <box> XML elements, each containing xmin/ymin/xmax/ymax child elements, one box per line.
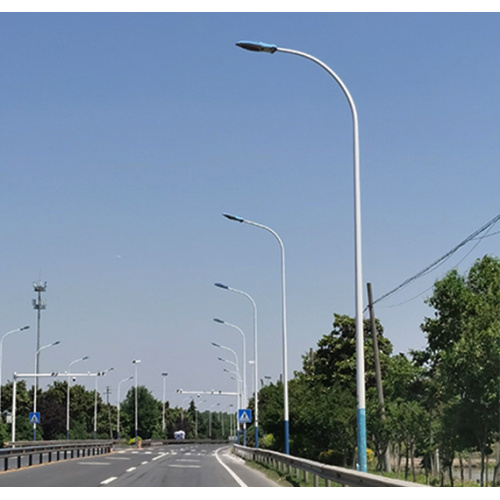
<box><xmin>0</xmin><ymin>443</ymin><xmax>280</xmax><ymax>487</ymax></box>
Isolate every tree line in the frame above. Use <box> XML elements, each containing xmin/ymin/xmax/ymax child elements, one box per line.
<box><xmin>0</xmin><ymin>381</ymin><xmax>234</xmax><ymax>444</ymax></box>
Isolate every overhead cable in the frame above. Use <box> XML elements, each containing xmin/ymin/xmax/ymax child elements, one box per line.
<box><xmin>371</xmin><ymin>212</ymin><xmax>500</xmax><ymax>308</ymax></box>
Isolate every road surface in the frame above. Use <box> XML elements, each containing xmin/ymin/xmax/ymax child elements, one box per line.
<box><xmin>0</xmin><ymin>443</ymin><xmax>280</xmax><ymax>487</ymax></box>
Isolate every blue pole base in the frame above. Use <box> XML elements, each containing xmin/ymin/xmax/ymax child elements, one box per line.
<box><xmin>357</xmin><ymin>408</ymin><xmax>367</xmax><ymax>472</ymax></box>
<box><xmin>284</xmin><ymin>420</ymin><xmax>289</xmax><ymax>454</ymax></box>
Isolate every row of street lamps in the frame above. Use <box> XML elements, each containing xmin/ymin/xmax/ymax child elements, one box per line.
<box><xmin>0</xmin><ymin>325</ymin><xmax>142</xmax><ymax>443</ymax></box>
<box><xmin>213</xmin><ymin>41</ymin><xmax>367</xmax><ymax>470</ymax></box>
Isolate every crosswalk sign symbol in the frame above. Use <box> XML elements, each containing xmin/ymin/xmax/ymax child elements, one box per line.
<box><xmin>238</xmin><ymin>409</ymin><xmax>252</xmax><ymax>424</ymax></box>
<box><xmin>29</xmin><ymin>412</ymin><xmax>41</xmax><ymax>424</ymax></box>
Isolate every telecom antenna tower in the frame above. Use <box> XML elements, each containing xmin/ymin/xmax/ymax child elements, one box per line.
<box><xmin>32</xmin><ymin>281</ymin><xmax>47</xmax><ymax>384</ymax></box>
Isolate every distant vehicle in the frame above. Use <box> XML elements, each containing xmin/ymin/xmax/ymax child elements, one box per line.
<box><xmin>174</xmin><ymin>430</ymin><xmax>186</xmax><ymax>440</ymax></box>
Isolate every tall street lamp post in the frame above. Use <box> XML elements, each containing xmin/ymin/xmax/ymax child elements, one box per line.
<box><xmin>235</xmin><ymin>41</ymin><xmax>367</xmax><ymax>469</ymax></box>
<box><xmin>214</xmin><ymin>282</ymin><xmax>260</xmax><ymax>447</ymax></box>
<box><xmin>223</xmin><ymin>213</ymin><xmax>290</xmax><ymax>454</ymax></box>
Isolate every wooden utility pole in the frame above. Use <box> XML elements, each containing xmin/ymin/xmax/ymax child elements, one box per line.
<box><xmin>367</xmin><ymin>282</ymin><xmax>391</xmax><ymax>472</ymax></box>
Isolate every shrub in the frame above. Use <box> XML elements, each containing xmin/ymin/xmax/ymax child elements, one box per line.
<box><xmin>260</xmin><ymin>433</ymin><xmax>276</xmax><ymax>449</ymax></box>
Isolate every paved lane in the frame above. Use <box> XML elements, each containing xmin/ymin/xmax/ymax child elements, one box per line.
<box><xmin>0</xmin><ymin>443</ymin><xmax>279</xmax><ymax>487</ymax></box>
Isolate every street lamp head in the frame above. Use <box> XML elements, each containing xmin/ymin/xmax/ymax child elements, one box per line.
<box><xmin>223</xmin><ymin>213</ymin><xmax>244</xmax><ymax>223</ymax></box>
<box><xmin>52</xmin><ymin>341</ymin><xmax>61</xmax><ymax>346</ymax></box>
<box><xmin>213</xmin><ymin>318</ymin><xmax>224</xmax><ymax>324</ymax></box>
<box><xmin>20</xmin><ymin>326</ymin><xmax>30</xmax><ymax>331</ymax></box>
<box><xmin>133</xmin><ymin>359</ymin><xmax>141</xmax><ymax>364</ymax></box>
<box><xmin>212</xmin><ymin>342</ymin><xmax>221</xmax><ymax>348</ymax></box>
<box><xmin>214</xmin><ymin>282</ymin><xmax>229</xmax><ymax>290</ymax></box>
<box><xmin>236</xmin><ymin>41</ymin><xmax>277</xmax><ymax>54</ymax></box>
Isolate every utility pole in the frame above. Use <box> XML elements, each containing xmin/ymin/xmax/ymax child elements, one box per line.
<box><xmin>32</xmin><ymin>281</ymin><xmax>47</xmax><ymax>388</ymax></box>
<box><xmin>366</xmin><ymin>282</ymin><xmax>391</xmax><ymax>472</ymax></box>
<box><xmin>104</xmin><ymin>386</ymin><xmax>113</xmax><ymax>439</ymax></box>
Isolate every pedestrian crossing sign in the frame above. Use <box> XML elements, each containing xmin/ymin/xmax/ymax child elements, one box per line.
<box><xmin>29</xmin><ymin>412</ymin><xmax>41</xmax><ymax>424</ymax></box>
<box><xmin>238</xmin><ymin>409</ymin><xmax>252</xmax><ymax>424</ymax></box>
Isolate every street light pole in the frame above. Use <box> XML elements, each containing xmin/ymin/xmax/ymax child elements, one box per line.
<box><xmin>33</xmin><ymin>340</ymin><xmax>60</xmax><ymax>440</ymax></box>
<box><xmin>66</xmin><ymin>355</ymin><xmax>89</xmax><ymax>439</ymax></box>
<box><xmin>213</xmin><ymin>319</ymin><xmax>247</xmax><ymax>406</ymax></box>
<box><xmin>235</xmin><ymin>41</ymin><xmax>366</xmax><ymax>469</ymax></box>
<box><xmin>162</xmin><ymin>372</ymin><xmax>168</xmax><ymax>434</ymax></box>
<box><xmin>133</xmin><ymin>359</ymin><xmax>141</xmax><ymax>446</ymax></box>
<box><xmin>0</xmin><ymin>326</ymin><xmax>29</xmax><ymax>419</ymax></box>
<box><xmin>214</xmin><ymin>282</ymin><xmax>260</xmax><ymax>447</ymax></box>
<box><xmin>223</xmin><ymin>213</ymin><xmax>290</xmax><ymax>454</ymax></box>
<box><xmin>117</xmin><ymin>376</ymin><xmax>133</xmax><ymax>440</ymax></box>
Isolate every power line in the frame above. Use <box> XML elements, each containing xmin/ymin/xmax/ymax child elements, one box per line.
<box><xmin>371</xmin><ymin>213</ymin><xmax>500</xmax><ymax>308</ymax></box>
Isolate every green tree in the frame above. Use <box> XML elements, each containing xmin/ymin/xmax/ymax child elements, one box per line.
<box><xmin>2</xmin><ymin>380</ymin><xmax>32</xmax><ymax>442</ymax></box>
<box><xmin>38</xmin><ymin>380</ymin><xmax>67</xmax><ymax>440</ymax></box>
<box><xmin>421</xmin><ymin>255</ymin><xmax>500</xmax><ymax>485</ymax></box>
<box><xmin>68</xmin><ymin>383</ymin><xmax>98</xmax><ymax>439</ymax></box>
<box><xmin>120</xmin><ymin>385</ymin><xmax>161</xmax><ymax>441</ymax></box>
<box><xmin>297</xmin><ymin>313</ymin><xmax>393</xmax><ymax>467</ymax></box>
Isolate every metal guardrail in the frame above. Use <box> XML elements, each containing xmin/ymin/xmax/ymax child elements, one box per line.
<box><xmin>233</xmin><ymin>444</ymin><xmax>428</xmax><ymax>487</ymax></box>
<box><xmin>0</xmin><ymin>440</ymin><xmax>113</xmax><ymax>472</ymax></box>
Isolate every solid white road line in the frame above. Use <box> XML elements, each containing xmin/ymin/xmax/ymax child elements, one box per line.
<box><xmin>215</xmin><ymin>447</ymin><xmax>248</xmax><ymax>487</ymax></box>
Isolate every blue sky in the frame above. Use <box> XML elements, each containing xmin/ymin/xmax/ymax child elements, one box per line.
<box><xmin>0</xmin><ymin>11</ymin><xmax>499</xmax><ymax>413</ymax></box>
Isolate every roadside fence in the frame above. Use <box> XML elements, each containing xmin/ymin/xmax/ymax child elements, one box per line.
<box><xmin>0</xmin><ymin>440</ymin><xmax>113</xmax><ymax>472</ymax></box>
<box><xmin>233</xmin><ymin>444</ymin><xmax>428</xmax><ymax>487</ymax></box>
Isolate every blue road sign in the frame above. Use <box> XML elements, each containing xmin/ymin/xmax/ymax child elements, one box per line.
<box><xmin>29</xmin><ymin>412</ymin><xmax>40</xmax><ymax>424</ymax></box>
<box><xmin>238</xmin><ymin>409</ymin><xmax>252</xmax><ymax>424</ymax></box>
